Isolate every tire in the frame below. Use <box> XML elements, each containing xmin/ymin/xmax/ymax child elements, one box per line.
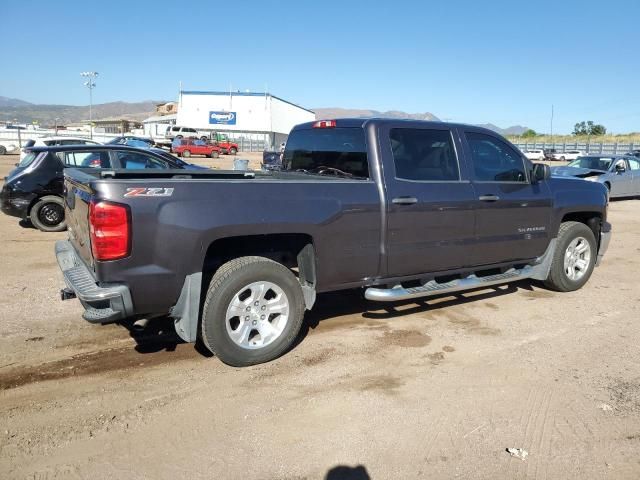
<box><xmin>211</xmin><ymin>150</ymin><xmax>219</xmax><ymax>158</ymax></box>
<box><xmin>182</xmin><ymin>150</ymin><xmax>191</xmax><ymax>158</ymax></box>
<box><xmin>560</xmin><ymin>156</ymin><xmax>566</xmax><ymax>161</ymax></box>
<box><xmin>0</xmin><ymin>145</ymin><xmax>6</xmax><ymax>155</ymax></box>
<box><xmin>201</xmin><ymin>256</ymin><xmax>305</xmax><ymax>366</ymax></box>
<box><xmin>176</xmin><ymin>135</ymin><xmax>183</xmax><ymax>140</ymax></box>
<box><xmin>29</xmin><ymin>196</ymin><xmax>66</xmax><ymax>232</ymax></box>
<box><xmin>543</xmin><ymin>221</ymin><xmax>597</xmax><ymax>292</ymax></box>
<box><xmin>229</xmin><ymin>147</ymin><xmax>237</xmax><ymax>155</ymax></box>
<box><xmin>200</xmin><ymin>136</ymin><xmax>208</xmax><ymax>142</ymax></box>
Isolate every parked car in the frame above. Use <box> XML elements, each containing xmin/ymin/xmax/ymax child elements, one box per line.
<box><xmin>172</xmin><ymin>139</ymin><xmax>221</xmax><ymax>158</ymax></box>
<box><xmin>20</xmin><ymin>136</ymin><xmax>101</xmax><ymax>160</ymax></box>
<box><xmin>57</xmin><ymin>119</ymin><xmax>611</xmax><ymax>367</ymax></box>
<box><xmin>261</xmin><ymin>150</ymin><xmax>282</xmax><ymax>171</ymax></box>
<box><xmin>0</xmin><ymin>140</ymin><xmax>19</xmax><ymax>155</ymax></box>
<box><xmin>551</xmin><ymin>154</ymin><xmax>640</xmax><ymax>198</ymax></box>
<box><xmin>0</xmin><ymin>145</ymin><xmax>205</xmax><ymax>232</ymax></box>
<box><xmin>106</xmin><ymin>136</ymin><xmax>156</xmax><ymax>148</ymax></box>
<box><xmin>553</xmin><ymin>150</ymin><xmax>584</xmax><ymax>161</ymax></box>
<box><xmin>203</xmin><ymin>132</ymin><xmax>239</xmax><ymax>155</ymax></box>
<box><xmin>544</xmin><ymin>149</ymin><xmax>558</xmax><ymax>160</ymax></box>
<box><xmin>522</xmin><ymin>149</ymin><xmax>545</xmax><ymax>161</ymax></box>
<box><xmin>165</xmin><ymin>126</ymin><xmax>201</xmax><ymax>141</ymax></box>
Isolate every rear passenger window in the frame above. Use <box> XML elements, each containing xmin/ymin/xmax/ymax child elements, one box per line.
<box><xmin>466</xmin><ymin>133</ymin><xmax>527</xmax><ymax>182</ymax></box>
<box><xmin>389</xmin><ymin>128</ymin><xmax>459</xmax><ymax>181</ymax></box>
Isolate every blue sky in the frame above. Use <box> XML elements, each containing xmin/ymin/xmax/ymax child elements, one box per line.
<box><xmin>2</xmin><ymin>0</ymin><xmax>639</xmax><ymax>133</ymax></box>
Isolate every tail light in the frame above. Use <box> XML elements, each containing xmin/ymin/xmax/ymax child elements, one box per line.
<box><xmin>89</xmin><ymin>201</ymin><xmax>130</xmax><ymax>261</ymax></box>
<box><xmin>313</xmin><ymin>120</ymin><xmax>336</xmax><ymax>128</ymax></box>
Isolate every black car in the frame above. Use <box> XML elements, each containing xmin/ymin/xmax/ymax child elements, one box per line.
<box><xmin>106</xmin><ymin>136</ymin><xmax>156</xmax><ymax>148</ymax></box>
<box><xmin>0</xmin><ymin>144</ymin><xmax>206</xmax><ymax>232</ymax></box>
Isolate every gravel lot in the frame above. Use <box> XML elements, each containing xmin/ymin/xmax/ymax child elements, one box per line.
<box><xmin>1</xmin><ymin>153</ymin><xmax>639</xmax><ymax>479</ymax></box>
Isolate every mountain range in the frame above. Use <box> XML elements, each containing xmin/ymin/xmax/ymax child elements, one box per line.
<box><xmin>0</xmin><ymin>96</ymin><xmax>529</xmax><ymax>135</ymax></box>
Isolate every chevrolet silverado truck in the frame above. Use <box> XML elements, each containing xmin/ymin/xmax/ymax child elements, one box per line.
<box><xmin>56</xmin><ymin>119</ymin><xmax>611</xmax><ymax>366</ymax></box>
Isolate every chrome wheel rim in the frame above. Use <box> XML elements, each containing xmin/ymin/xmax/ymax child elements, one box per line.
<box><xmin>563</xmin><ymin>237</ymin><xmax>591</xmax><ymax>281</ymax></box>
<box><xmin>225</xmin><ymin>281</ymin><xmax>290</xmax><ymax>350</ymax></box>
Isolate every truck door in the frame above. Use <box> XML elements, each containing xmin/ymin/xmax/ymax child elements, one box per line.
<box><xmin>461</xmin><ymin>130</ymin><xmax>553</xmax><ymax>266</ymax></box>
<box><xmin>379</xmin><ymin>124</ymin><xmax>477</xmax><ymax>276</ymax></box>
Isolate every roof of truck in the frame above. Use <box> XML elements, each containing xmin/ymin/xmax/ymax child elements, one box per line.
<box><xmin>291</xmin><ymin>118</ymin><xmax>496</xmax><ymax>133</ymax></box>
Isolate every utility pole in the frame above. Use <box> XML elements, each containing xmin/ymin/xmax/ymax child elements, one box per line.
<box><xmin>80</xmin><ymin>71</ymin><xmax>98</xmax><ymax>139</ymax></box>
<box><xmin>550</xmin><ymin>104</ymin><xmax>554</xmax><ymax>146</ymax></box>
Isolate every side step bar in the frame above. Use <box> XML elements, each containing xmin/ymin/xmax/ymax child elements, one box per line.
<box><xmin>365</xmin><ymin>265</ymin><xmax>534</xmax><ymax>302</ymax></box>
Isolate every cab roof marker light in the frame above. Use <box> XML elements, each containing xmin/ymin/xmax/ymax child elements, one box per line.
<box><xmin>313</xmin><ymin>120</ymin><xmax>336</xmax><ymax>128</ymax></box>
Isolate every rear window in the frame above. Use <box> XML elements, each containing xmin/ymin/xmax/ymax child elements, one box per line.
<box><xmin>282</xmin><ymin>127</ymin><xmax>369</xmax><ymax>178</ymax></box>
<box><xmin>18</xmin><ymin>151</ymin><xmax>42</xmax><ymax>168</ymax></box>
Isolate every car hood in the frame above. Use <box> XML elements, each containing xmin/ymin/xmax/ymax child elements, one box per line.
<box><xmin>550</xmin><ymin>166</ymin><xmax>607</xmax><ymax>178</ymax></box>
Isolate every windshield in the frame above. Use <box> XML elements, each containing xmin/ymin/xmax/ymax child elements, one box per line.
<box><xmin>18</xmin><ymin>151</ymin><xmax>42</xmax><ymax>168</ymax></box>
<box><xmin>567</xmin><ymin>157</ymin><xmax>614</xmax><ymax>171</ymax></box>
<box><xmin>282</xmin><ymin>127</ymin><xmax>369</xmax><ymax>178</ymax></box>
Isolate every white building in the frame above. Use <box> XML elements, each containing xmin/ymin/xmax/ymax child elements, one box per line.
<box><xmin>142</xmin><ymin>113</ymin><xmax>177</xmax><ymax>140</ymax></box>
<box><xmin>176</xmin><ymin>90</ymin><xmax>315</xmax><ymax>148</ymax></box>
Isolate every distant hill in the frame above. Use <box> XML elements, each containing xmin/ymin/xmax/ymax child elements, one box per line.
<box><xmin>476</xmin><ymin>123</ymin><xmax>529</xmax><ymax>136</ymax></box>
<box><xmin>0</xmin><ymin>98</ymin><xmax>167</xmax><ymax>126</ymax></box>
<box><xmin>313</xmin><ymin>107</ymin><xmax>440</xmax><ymax>122</ymax></box>
<box><xmin>0</xmin><ymin>96</ymin><xmax>33</xmax><ymax>108</ymax></box>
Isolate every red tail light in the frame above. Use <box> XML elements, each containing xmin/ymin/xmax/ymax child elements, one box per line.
<box><xmin>313</xmin><ymin>120</ymin><xmax>336</xmax><ymax>128</ymax></box>
<box><xmin>89</xmin><ymin>201</ymin><xmax>130</xmax><ymax>261</ymax></box>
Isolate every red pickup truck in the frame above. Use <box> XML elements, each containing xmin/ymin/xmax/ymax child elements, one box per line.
<box><xmin>208</xmin><ymin>133</ymin><xmax>238</xmax><ymax>155</ymax></box>
<box><xmin>173</xmin><ymin>139</ymin><xmax>221</xmax><ymax>158</ymax></box>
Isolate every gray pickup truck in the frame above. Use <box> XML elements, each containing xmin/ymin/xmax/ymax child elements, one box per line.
<box><xmin>57</xmin><ymin>119</ymin><xmax>611</xmax><ymax>366</ymax></box>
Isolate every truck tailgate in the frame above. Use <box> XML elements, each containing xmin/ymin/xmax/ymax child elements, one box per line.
<box><xmin>64</xmin><ymin>173</ymin><xmax>95</xmax><ymax>270</ymax></box>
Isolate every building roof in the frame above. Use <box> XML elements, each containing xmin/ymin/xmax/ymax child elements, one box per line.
<box><xmin>180</xmin><ymin>90</ymin><xmax>314</xmax><ymax>114</ymax></box>
<box><xmin>143</xmin><ymin>113</ymin><xmax>178</xmax><ymax>123</ymax></box>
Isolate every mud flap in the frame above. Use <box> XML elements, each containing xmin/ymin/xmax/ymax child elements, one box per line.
<box><xmin>170</xmin><ymin>272</ymin><xmax>202</xmax><ymax>343</ymax></box>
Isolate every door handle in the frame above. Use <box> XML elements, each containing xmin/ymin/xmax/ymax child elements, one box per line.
<box><xmin>478</xmin><ymin>194</ymin><xmax>500</xmax><ymax>202</ymax></box>
<box><xmin>392</xmin><ymin>196</ymin><xmax>418</xmax><ymax>205</ymax></box>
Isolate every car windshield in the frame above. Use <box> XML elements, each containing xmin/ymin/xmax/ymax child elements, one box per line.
<box><xmin>567</xmin><ymin>157</ymin><xmax>614</xmax><ymax>171</ymax></box>
<box><xmin>18</xmin><ymin>151</ymin><xmax>42</xmax><ymax>168</ymax></box>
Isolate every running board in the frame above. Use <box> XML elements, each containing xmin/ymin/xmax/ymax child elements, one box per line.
<box><xmin>364</xmin><ymin>265</ymin><xmax>534</xmax><ymax>302</ymax></box>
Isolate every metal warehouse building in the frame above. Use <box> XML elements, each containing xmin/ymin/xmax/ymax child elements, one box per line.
<box><xmin>176</xmin><ymin>90</ymin><xmax>315</xmax><ymax>149</ymax></box>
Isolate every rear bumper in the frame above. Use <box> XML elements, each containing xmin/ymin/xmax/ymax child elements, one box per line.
<box><xmin>596</xmin><ymin>221</ymin><xmax>612</xmax><ymax>266</ymax></box>
<box><xmin>0</xmin><ymin>184</ymin><xmax>31</xmax><ymax>219</ymax></box>
<box><xmin>55</xmin><ymin>240</ymin><xmax>134</xmax><ymax>323</ymax></box>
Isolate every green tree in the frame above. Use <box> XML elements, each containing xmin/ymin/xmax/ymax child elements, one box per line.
<box><xmin>573</xmin><ymin>120</ymin><xmax>607</xmax><ymax>136</ymax></box>
<box><xmin>522</xmin><ymin>129</ymin><xmax>537</xmax><ymax>138</ymax></box>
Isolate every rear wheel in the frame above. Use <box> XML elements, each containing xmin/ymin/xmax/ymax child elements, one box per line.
<box><xmin>29</xmin><ymin>196</ymin><xmax>66</xmax><ymax>232</ymax></box>
<box><xmin>209</xmin><ymin>150</ymin><xmax>219</xmax><ymax>158</ymax></box>
<box><xmin>544</xmin><ymin>221</ymin><xmax>596</xmax><ymax>292</ymax></box>
<box><xmin>201</xmin><ymin>256</ymin><xmax>305</xmax><ymax>366</ymax></box>
<box><xmin>182</xmin><ymin>150</ymin><xmax>191</xmax><ymax>158</ymax></box>
<box><xmin>229</xmin><ymin>147</ymin><xmax>237</xmax><ymax>155</ymax></box>
<box><xmin>0</xmin><ymin>146</ymin><xmax>6</xmax><ymax>155</ymax></box>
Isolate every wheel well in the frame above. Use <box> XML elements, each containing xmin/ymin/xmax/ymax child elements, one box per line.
<box><xmin>202</xmin><ymin>233</ymin><xmax>315</xmax><ymax>289</ymax></box>
<box><xmin>561</xmin><ymin>212</ymin><xmax>602</xmax><ymax>239</ymax></box>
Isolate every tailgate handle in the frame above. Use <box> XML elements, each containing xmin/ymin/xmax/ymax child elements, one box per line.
<box><xmin>478</xmin><ymin>194</ymin><xmax>500</xmax><ymax>202</ymax></box>
<box><xmin>392</xmin><ymin>196</ymin><xmax>418</xmax><ymax>205</ymax></box>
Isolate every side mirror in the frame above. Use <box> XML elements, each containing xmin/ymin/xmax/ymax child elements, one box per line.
<box><xmin>532</xmin><ymin>163</ymin><xmax>550</xmax><ymax>183</ymax></box>
<box><xmin>615</xmin><ymin>162</ymin><xmax>626</xmax><ymax>173</ymax></box>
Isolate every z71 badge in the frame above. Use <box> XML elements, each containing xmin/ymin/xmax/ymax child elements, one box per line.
<box><xmin>124</xmin><ymin>187</ymin><xmax>175</xmax><ymax>198</ymax></box>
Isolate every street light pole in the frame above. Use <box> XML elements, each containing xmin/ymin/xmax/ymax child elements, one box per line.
<box><xmin>80</xmin><ymin>71</ymin><xmax>98</xmax><ymax>139</ymax></box>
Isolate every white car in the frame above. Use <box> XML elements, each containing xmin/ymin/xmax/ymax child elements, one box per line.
<box><xmin>20</xmin><ymin>136</ymin><xmax>101</xmax><ymax>160</ymax></box>
<box><xmin>522</xmin><ymin>149</ymin><xmax>545</xmax><ymax>161</ymax></box>
<box><xmin>165</xmin><ymin>126</ymin><xmax>207</xmax><ymax>141</ymax></box>
<box><xmin>0</xmin><ymin>141</ymin><xmax>19</xmax><ymax>155</ymax></box>
<box><xmin>553</xmin><ymin>150</ymin><xmax>584</xmax><ymax>161</ymax></box>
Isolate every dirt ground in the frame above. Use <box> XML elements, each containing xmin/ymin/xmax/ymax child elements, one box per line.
<box><xmin>1</xmin><ymin>152</ymin><xmax>639</xmax><ymax>479</ymax></box>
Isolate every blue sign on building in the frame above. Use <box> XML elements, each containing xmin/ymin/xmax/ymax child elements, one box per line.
<box><xmin>209</xmin><ymin>111</ymin><xmax>237</xmax><ymax>125</ymax></box>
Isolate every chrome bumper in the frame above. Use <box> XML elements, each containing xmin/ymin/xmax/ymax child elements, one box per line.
<box><xmin>596</xmin><ymin>222</ymin><xmax>612</xmax><ymax>267</ymax></box>
<box><xmin>55</xmin><ymin>240</ymin><xmax>133</xmax><ymax>323</ymax></box>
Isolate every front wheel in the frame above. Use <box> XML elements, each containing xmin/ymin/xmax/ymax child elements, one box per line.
<box><xmin>29</xmin><ymin>196</ymin><xmax>66</xmax><ymax>232</ymax></box>
<box><xmin>0</xmin><ymin>145</ymin><xmax>6</xmax><ymax>155</ymax></box>
<box><xmin>229</xmin><ymin>147</ymin><xmax>237</xmax><ymax>155</ymax></box>
<box><xmin>210</xmin><ymin>150</ymin><xmax>219</xmax><ymax>158</ymax></box>
<box><xmin>201</xmin><ymin>256</ymin><xmax>305</xmax><ymax>366</ymax></box>
<box><xmin>544</xmin><ymin>221</ymin><xmax>596</xmax><ymax>292</ymax></box>
<box><xmin>182</xmin><ymin>150</ymin><xmax>191</xmax><ymax>158</ymax></box>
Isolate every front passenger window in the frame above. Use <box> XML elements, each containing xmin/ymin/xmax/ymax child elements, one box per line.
<box><xmin>465</xmin><ymin>132</ymin><xmax>527</xmax><ymax>182</ymax></box>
